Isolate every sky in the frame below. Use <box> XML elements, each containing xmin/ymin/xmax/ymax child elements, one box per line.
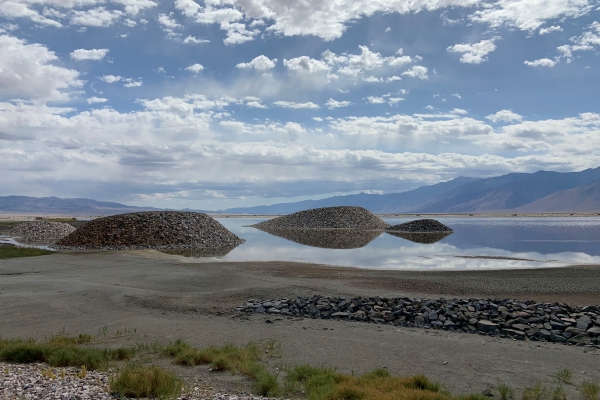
<box><xmin>0</xmin><ymin>0</ymin><xmax>599</xmax><ymax>210</ymax></box>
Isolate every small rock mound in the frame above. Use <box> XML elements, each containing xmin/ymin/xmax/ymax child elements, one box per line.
<box><xmin>255</xmin><ymin>227</ymin><xmax>382</xmax><ymax>249</ymax></box>
<box><xmin>387</xmin><ymin>219</ymin><xmax>453</xmax><ymax>233</ymax></box>
<box><xmin>9</xmin><ymin>221</ymin><xmax>76</xmax><ymax>245</ymax></box>
<box><xmin>252</xmin><ymin>206</ymin><xmax>389</xmax><ymax>230</ymax></box>
<box><xmin>54</xmin><ymin>211</ymin><xmax>244</xmax><ymax>250</ymax></box>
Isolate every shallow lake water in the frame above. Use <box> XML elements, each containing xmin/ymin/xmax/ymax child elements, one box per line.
<box><xmin>199</xmin><ymin>217</ymin><xmax>600</xmax><ymax>271</ymax></box>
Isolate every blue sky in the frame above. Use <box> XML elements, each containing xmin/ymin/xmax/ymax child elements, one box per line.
<box><xmin>0</xmin><ymin>0</ymin><xmax>599</xmax><ymax>210</ymax></box>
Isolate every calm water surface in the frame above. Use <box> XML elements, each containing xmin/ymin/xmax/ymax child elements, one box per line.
<box><xmin>204</xmin><ymin>217</ymin><xmax>600</xmax><ymax>270</ymax></box>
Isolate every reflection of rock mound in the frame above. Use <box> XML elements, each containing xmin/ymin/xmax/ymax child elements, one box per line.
<box><xmin>252</xmin><ymin>206</ymin><xmax>389</xmax><ymax>230</ymax></box>
<box><xmin>386</xmin><ymin>231</ymin><xmax>452</xmax><ymax>244</ymax></box>
<box><xmin>55</xmin><ymin>211</ymin><xmax>244</xmax><ymax>250</ymax></box>
<box><xmin>9</xmin><ymin>221</ymin><xmax>76</xmax><ymax>246</ymax></box>
<box><xmin>388</xmin><ymin>219</ymin><xmax>453</xmax><ymax>233</ymax></box>
<box><xmin>255</xmin><ymin>227</ymin><xmax>382</xmax><ymax>249</ymax></box>
<box><xmin>159</xmin><ymin>245</ymin><xmax>240</xmax><ymax>258</ymax></box>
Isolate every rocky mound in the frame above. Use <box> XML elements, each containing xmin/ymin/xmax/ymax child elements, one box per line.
<box><xmin>255</xmin><ymin>227</ymin><xmax>382</xmax><ymax>249</ymax></box>
<box><xmin>386</xmin><ymin>231</ymin><xmax>452</xmax><ymax>244</ymax></box>
<box><xmin>54</xmin><ymin>211</ymin><xmax>244</xmax><ymax>250</ymax></box>
<box><xmin>9</xmin><ymin>221</ymin><xmax>76</xmax><ymax>245</ymax></box>
<box><xmin>387</xmin><ymin>219</ymin><xmax>453</xmax><ymax>233</ymax></box>
<box><xmin>252</xmin><ymin>206</ymin><xmax>389</xmax><ymax>230</ymax></box>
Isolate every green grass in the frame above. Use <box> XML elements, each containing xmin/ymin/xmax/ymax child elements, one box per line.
<box><xmin>0</xmin><ymin>335</ymin><xmax>135</xmax><ymax>370</ymax></box>
<box><xmin>523</xmin><ymin>383</ymin><xmax>548</xmax><ymax>400</ymax></box>
<box><xmin>581</xmin><ymin>382</ymin><xmax>599</xmax><ymax>400</ymax></box>
<box><xmin>498</xmin><ymin>382</ymin><xmax>515</xmax><ymax>400</ymax></box>
<box><xmin>556</xmin><ymin>369</ymin><xmax>573</xmax><ymax>385</ymax></box>
<box><xmin>0</xmin><ymin>244</ymin><xmax>54</xmax><ymax>259</ymax></box>
<box><xmin>111</xmin><ymin>364</ymin><xmax>182</xmax><ymax>399</ymax></box>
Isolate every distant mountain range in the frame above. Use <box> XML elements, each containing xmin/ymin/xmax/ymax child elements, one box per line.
<box><xmin>221</xmin><ymin>167</ymin><xmax>600</xmax><ymax>214</ymax></box>
<box><xmin>0</xmin><ymin>196</ymin><xmax>161</xmax><ymax>215</ymax></box>
<box><xmin>2</xmin><ymin>167</ymin><xmax>599</xmax><ymax>215</ymax></box>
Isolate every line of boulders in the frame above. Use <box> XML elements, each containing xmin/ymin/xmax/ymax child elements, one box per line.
<box><xmin>236</xmin><ymin>295</ymin><xmax>600</xmax><ymax>346</ymax></box>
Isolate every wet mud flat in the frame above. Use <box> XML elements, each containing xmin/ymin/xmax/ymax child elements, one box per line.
<box><xmin>0</xmin><ymin>251</ymin><xmax>599</xmax><ymax>396</ymax></box>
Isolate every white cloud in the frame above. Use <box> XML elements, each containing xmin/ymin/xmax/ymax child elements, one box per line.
<box><xmin>366</xmin><ymin>96</ymin><xmax>385</xmax><ymax>104</ymax></box>
<box><xmin>401</xmin><ymin>65</ymin><xmax>428</xmax><ymax>79</ymax></box>
<box><xmin>283</xmin><ymin>56</ymin><xmax>330</xmax><ymax>73</ymax></box>
<box><xmin>325</xmin><ymin>99</ymin><xmax>351</xmax><ymax>109</ymax></box>
<box><xmin>158</xmin><ymin>13</ymin><xmax>182</xmax><ymax>29</ymax></box>
<box><xmin>185</xmin><ymin>63</ymin><xmax>205</xmax><ymax>73</ymax></box>
<box><xmin>524</xmin><ymin>58</ymin><xmax>557</xmax><ymax>67</ymax></box>
<box><xmin>451</xmin><ymin>108</ymin><xmax>468</xmax><ymax>114</ymax></box>
<box><xmin>447</xmin><ymin>37</ymin><xmax>500</xmax><ymax>64</ymax></box>
<box><xmin>486</xmin><ymin>109</ymin><xmax>523</xmax><ymax>123</ymax></box>
<box><xmin>70</xmin><ymin>7</ymin><xmax>123</xmax><ymax>27</ymax></box>
<box><xmin>388</xmin><ymin>97</ymin><xmax>404</xmax><ymax>105</ymax></box>
<box><xmin>451</xmin><ymin>93</ymin><xmax>461</xmax><ymax>99</ymax></box>
<box><xmin>100</xmin><ymin>75</ymin><xmax>123</xmax><ymax>83</ymax></box>
<box><xmin>469</xmin><ymin>0</ymin><xmax>594</xmax><ymax>32</ymax></box>
<box><xmin>87</xmin><ymin>96</ymin><xmax>108</xmax><ymax>104</ymax></box>
<box><xmin>385</xmin><ymin>27</ymin><xmax>391</xmax><ymax>32</ymax></box>
<box><xmin>183</xmin><ymin>35</ymin><xmax>210</xmax><ymax>44</ymax></box>
<box><xmin>70</xmin><ymin>48</ymin><xmax>109</xmax><ymax>61</ymax></box>
<box><xmin>273</xmin><ymin>101</ymin><xmax>319</xmax><ymax>109</ymax></box>
<box><xmin>124</xmin><ymin>80</ymin><xmax>142</xmax><ymax>87</ymax></box>
<box><xmin>556</xmin><ymin>21</ymin><xmax>600</xmax><ymax>62</ymax></box>
<box><xmin>539</xmin><ymin>25</ymin><xmax>563</xmax><ymax>35</ymax></box>
<box><xmin>363</xmin><ymin>76</ymin><xmax>382</xmax><ymax>82</ymax></box>
<box><xmin>0</xmin><ymin>34</ymin><xmax>82</xmax><ymax>101</ymax></box>
<box><xmin>386</xmin><ymin>76</ymin><xmax>402</xmax><ymax>82</ymax></box>
<box><xmin>246</xmin><ymin>100</ymin><xmax>267</xmax><ymax>108</ymax></box>
<box><xmin>313</xmin><ymin>117</ymin><xmax>323</xmax><ymax>121</ymax></box>
<box><xmin>0</xmin><ymin>2</ymin><xmax>62</xmax><ymax>27</ymax></box>
<box><xmin>236</xmin><ymin>55</ymin><xmax>277</xmax><ymax>71</ymax></box>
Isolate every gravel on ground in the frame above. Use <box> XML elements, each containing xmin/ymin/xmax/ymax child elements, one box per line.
<box><xmin>53</xmin><ymin>211</ymin><xmax>244</xmax><ymax>251</ymax></box>
<box><xmin>252</xmin><ymin>206</ymin><xmax>389</xmax><ymax>230</ymax></box>
<box><xmin>8</xmin><ymin>222</ymin><xmax>75</xmax><ymax>245</ymax></box>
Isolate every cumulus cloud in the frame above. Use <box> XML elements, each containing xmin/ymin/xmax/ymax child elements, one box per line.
<box><xmin>87</xmin><ymin>97</ymin><xmax>108</xmax><ymax>104</ymax></box>
<box><xmin>0</xmin><ymin>2</ymin><xmax>62</xmax><ymax>27</ymax></box>
<box><xmin>325</xmin><ymin>99</ymin><xmax>351</xmax><ymax>109</ymax></box>
<box><xmin>447</xmin><ymin>37</ymin><xmax>500</xmax><ymax>64</ymax></box>
<box><xmin>401</xmin><ymin>65</ymin><xmax>428</xmax><ymax>79</ymax></box>
<box><xmin>236</xmin><ymin>55</ymin><xmax>277</xmax><ymax>71</ymax></box>
<box><xmin>70</xmin><ymin>7</ymin><xmax>123</xmax><ymax>27</ymax></box>
<box><xmin>183</xmin><ymin>35</ymin><xmax>209</xmax><ymax>44</ymax></box>
<box><xmin>124</xmin><ymin>80</ymin><xmax>142</xmax><ymax>87</ymax></box>
<box><xmin>0</xmin><ymin>34</ymin><xmax>82</xmax><ymax>101</ymax></box>
<box><xmin>539</xmin><ymin>25</ymin><xmax>563</xmax><ymax>35</ymax></box>
<box><xmin>273</xmin><ymin>101</ymin><xmax>319</xmax><ymax>109</ymax></box>
<box><xmin>524</xmin><ymin>58</ymin><xmax>556</xmax><ymax>67</ymax></box>
<box><xmin>366</xmin><ymin>96</ymin><xmax>385</xmax><ymax>104</ymax></box>
<box><xmin>185</xmin><ymin>63</ymin><xmax>205</xmax><ymax>73</ymax></box>
<box><xmin>486</xmin><ymin>109</ymin><xmax>523</xmax><ymax>123</ymax></box>
<box><xmin>283</xmin><ymin>56</ymin><xmax>330</xmax><ymax>73</ymax></box>
<box><xmin>100</xmin><ymin>74</ymin><xmax>123</xmax><ymax>83</ymax></box>
<box><xmin>70</xmin><ymin>48</ymin><xmax>109</xmax><ymax>61</ymax></box>
<box><xmin>556</xmin><ymin>21</ymin><xmax>600</xmax><ymax>62</ymax></box>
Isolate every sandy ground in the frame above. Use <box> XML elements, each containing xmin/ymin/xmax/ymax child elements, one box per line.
<box><xmin>1</xmin><ymin>251</ymin><xmax>599</xmax><ymax>397</ymax></box>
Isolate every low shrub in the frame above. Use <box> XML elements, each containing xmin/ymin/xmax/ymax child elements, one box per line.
<box><xmin>111</xmin><ymin>364</ymin><xmax>182</xmax><ymax>399</ymax></box>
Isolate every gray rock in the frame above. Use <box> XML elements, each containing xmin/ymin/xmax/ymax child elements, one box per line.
<box><xmin>477</xmin><ymin>320</ymin><xmax>498</xmax><ymax>333</ymax></box>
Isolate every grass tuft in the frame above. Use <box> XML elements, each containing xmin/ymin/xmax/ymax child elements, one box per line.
<box><xmin>110</xmin><ymin>364</ymin><xmax>182</xmax><ymax>399</ymax></box>
<box><xmin>498</xmin><ymin>382</ymin><xmax>515</xmax><ymax>400</ymax></box>
<box><xmin>581</xmin><ymin>382</ymin><xmax>599</xmax><ymax>400</ymax></box>
<box><xmin>522</xmin><ymin>382</ymin><xmax>548</xmax><ymax>400</ymax></box>
<box><xmin>555</xmin><ymin>369</ymin><xmax>573</xmax><ymax>385</ymax></box>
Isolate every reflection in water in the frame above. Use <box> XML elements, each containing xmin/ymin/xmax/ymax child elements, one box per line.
<box><xmin>159</xmin><ymin>245</ymin><xmax>240</xmax><ymax>258</ymax></box>
<box><xmin>254</xmin><ymin>227</ymin><xmax>382</xmax><ymax>249</ymax></box>
<box><xmin>386</xmin><ymin>231</ymin><xmax>452</xmax><ymax>244</ymax></box>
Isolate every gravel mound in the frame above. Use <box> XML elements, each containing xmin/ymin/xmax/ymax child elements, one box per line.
<box><xmin>252</xmin><ymin>206</ymin><xmax>389</xmax><ymax>230</ymax></box>
<box><xmin>9</xmin><ymin>221</ymin><xmax>76</xmax><ymax>245</ymax></box>
<box><xmin>388</xmin><ymin>219</ymin><xmax>453</xmax><ymax>233</ymax></box>
<box><xmin>54</xmin><ymin>211</ymin><xmax>244</xmax><ymax>251</ymax></box>
<box><xmin>386</xmin><ymin>231</ymin><xmax>452</xmax><ymax>244</ymax></box>
<box><xmin>255</xmin><ymin>227</ymin><xmax>382</xmax><ymax>249</ymax></box>
<box><xmin>237</xmin><ymin>295</ymin><xmax>600</xmax><ymax>345</ymax></box>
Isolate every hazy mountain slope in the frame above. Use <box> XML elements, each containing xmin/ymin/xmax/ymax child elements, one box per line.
<box><xmin>415</xmin><ymin>167</ymin><xmax>600</xmax><ymax>213</ymax></box>
<box><xmin>514</xmin><ymin>179</ymin><xmax>600</xmax><ymax>212</ymax></box>
<box><xmin>221</xmin><ymin>177</ymin><xmax>479</xmax><ymax>214</ymax></box>
<box><xmin>0</xmin><ymin>196</ymin><xmax>162</xmax><ymax>215</ymax></box>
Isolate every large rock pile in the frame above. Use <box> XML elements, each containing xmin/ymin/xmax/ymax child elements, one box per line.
<box><xmin>252</xmin><ymin>206</ymin><xmax>390</xmax><ymax>230</ymax></box>
<box><xmin>9</xmin><ymin>221</ymin><xmax>76</xmax><ymax>245</ymax></box>
<box><xmin>388</xmin><ymin>219</ymin><xmax>453</xmax><ymax>233</ymax></box>
<box><xmin>254</xmin><ymin>228</ymin><xmax>382</xmax><ymax>249</ymax></box>
<box><xmin>237</xmin><ymin>295</ymin><xmax>600</xmax><ymax>345</ymax></box>
<box><xmin>54</xmin><ymin>211</ymin><xmax>244</xmax><ymax>251</ymax></box>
